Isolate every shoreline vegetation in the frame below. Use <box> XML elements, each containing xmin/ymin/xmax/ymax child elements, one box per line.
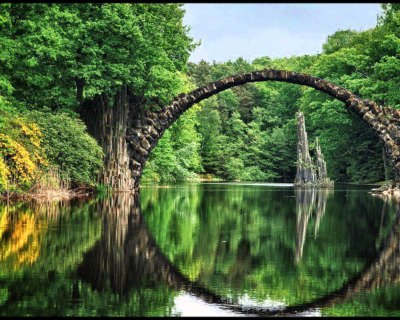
<box><xmin>0</xmin><ymin>186</ymin><xmax>94</xmax><ymax>203</ymax></box>
<box><xmin>0</xmin><ymin>167</ymin><xmax>96</xmax><ymax>202</ymax></box>
<box><xmin>370</xmin><ymin>181</ymin><xmax>400</xmax><ymax>200</ymax></box>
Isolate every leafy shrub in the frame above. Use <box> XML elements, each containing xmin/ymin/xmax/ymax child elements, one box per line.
<box><xmin>27</xmin><ymin>110</ymin><xmax>103</xmax><ymax>186</ymax></box>
<box><xmin>0</xmin><ymin>157</ymin><xmax>9</xmax><ymax>192</ymax></box>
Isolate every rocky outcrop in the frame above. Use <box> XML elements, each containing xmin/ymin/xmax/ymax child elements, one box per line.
<box><xmin>294</xmin><ymin>112</ymin><xmax>317</xmax><ymax>186</ymax></box>
<box><xmin>315</xmin><ymin>137</ymin><xmax>333</xmax><ymax>187</ymax></box>
<box><xmin>294</xmin><ymin>112</ymin><xmax>333</xmax><ymax>187</ymax></box>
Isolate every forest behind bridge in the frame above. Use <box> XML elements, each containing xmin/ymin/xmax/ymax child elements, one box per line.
<box><xmin>0</xmin><ymin>3</ymin><xmax>399</xmax><ymax>196</ymax></box>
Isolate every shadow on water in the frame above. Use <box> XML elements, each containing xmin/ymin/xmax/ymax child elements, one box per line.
<box><xmin>75</xmin><ymin>186</ymin><xmax>400</xmax><ymax>316</ymax></box>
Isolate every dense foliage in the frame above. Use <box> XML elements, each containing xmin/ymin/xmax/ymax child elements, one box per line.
<box><xmin>0</xmin><ymin>3</ymin><xmax>195</xmax><ymax>192</ymax></box>
<box><xmin>0</xmin><ymin>3</ymin><xmax>195</xmax><ymax>109</ymax></box>
<box><xmin>27</xmin><ymin>110</ymin><xmax>103</xmax><ymax>186</ymax></box>
<box><xmin>142</xmin><ymin>75</ymin><xmax>203</xmax><ymax>183</ymax></box>
<box><xmin>0</xmin><ymin>96</ymin><xmax>103</xmax><ymax>193</ymax></box>
<box><xmin>0</xmin><ymin>98</ymin><xmax>46</xmax><ymax>193</ymax></box>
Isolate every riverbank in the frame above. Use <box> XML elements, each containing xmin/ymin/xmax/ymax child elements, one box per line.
<box><xmin>370</xmin><ymin>181</ymin><xmax>400</xmax><ymax>201</ymax></box>
<box><xmin>197</xmin><ymin>174</ymin><xmax>223</xmax><ymax>182</ymax></box>
<box><xmin>0</xmin><ymin>186</ymin><xmax>95</xmax><ymax>203</ymax></box>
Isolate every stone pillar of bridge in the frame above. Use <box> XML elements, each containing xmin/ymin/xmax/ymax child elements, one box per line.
<box><xmin>80</xmin><ymin>86</ymin><xmax>136</xmax><ymax>191</ymax></box>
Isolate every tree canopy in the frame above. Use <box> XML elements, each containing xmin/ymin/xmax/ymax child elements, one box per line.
<box><xmin>0</xmin><ymin>3</ymin><xmax>196</xmax><ymax>110</ymax></box>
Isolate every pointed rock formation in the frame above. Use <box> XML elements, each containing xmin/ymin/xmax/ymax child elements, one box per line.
<box><xmin>315</xmin><ymin>137</ymin><xmax>333</xmax><ymax>187</ymax></box>
<box><xmin>294</xmin><ymin>112</ymin><xmax>317</xmax><ymax>186</ymax></box>
<box><xmin>294</xmin><ymin>112</ymin><xmax>333</xmax><ymax>188</ymax></box>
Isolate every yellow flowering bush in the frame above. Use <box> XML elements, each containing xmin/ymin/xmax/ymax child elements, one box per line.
<box><xmin>0</xmin><ymin>103</ymin><xmax>47</xmax><ymax>193</ymax></box>
<box><xmin>19</xmin><ymin>122</ymin><xmax>43</xmax><ymax>149</ymax></box>
<box><xmin>0</xmin><ymin>157</ymin><xmax>9</xmax><ymax>191</ymax></box>
<box><xmin>0</xmin><ymin>133</ymin><xmax>37</xmax><ymax>187</ymax></box>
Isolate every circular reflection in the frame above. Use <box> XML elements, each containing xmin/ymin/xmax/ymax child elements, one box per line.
<box><xmin>65</xmin><ymin>182</ymin><xmax>400</xmax><ymax>316</ymax></box>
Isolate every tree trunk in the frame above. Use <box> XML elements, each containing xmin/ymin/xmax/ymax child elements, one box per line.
<box><xmin>80</xmin><ymin>86</ymin><xmax>144</xmax><ymax>191</ymax></box>
<box><xmin>75</xmin><ymin>78</ymin><xmax>85</xmax><ymax>105</ymax></box>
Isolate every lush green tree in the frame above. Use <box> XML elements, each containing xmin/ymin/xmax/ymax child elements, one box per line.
<box><xmin>322</xmin><ymin>30</ymin><xmax>360</xmax><ymax>54</ymax></box>
<box><xmin>0</xmin><ymin>4</ymin><xmax>14</xmax><ymax>97</ymax></box>
<box><xmin>187</xmin><ymin>57</ymin><xmax>302</xmax><ymax>182</ymax></box>
<box><xmin>1</xmin><ymin>3</ymin><xmax>196</xmax><ymax>110</ymax></box>
<box><xmin>142</xmin><ymin>74</ymin><xmax>203</xmax><ymax>183</ymax></box>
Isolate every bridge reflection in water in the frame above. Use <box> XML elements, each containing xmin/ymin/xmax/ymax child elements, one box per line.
<box><xmin>76</xmin><ymin>191</ymin><xmax>400</xmax><ymax>316</ymax></box>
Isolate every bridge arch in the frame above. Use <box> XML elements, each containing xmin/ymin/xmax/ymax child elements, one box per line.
<box><xmin>127</xmin><ymin>69</ymin><xmax>400</xmax><ymax>190</ymax></box>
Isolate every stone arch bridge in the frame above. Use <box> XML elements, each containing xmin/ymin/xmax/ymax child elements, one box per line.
<box><xmin>126</xmin><ymin>69</ymin><xmax>400</xmax><ymax>191</ymax></box>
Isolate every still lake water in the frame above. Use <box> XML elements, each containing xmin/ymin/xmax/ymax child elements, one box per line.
<box><xmin>1</xmin><ymin>182</ymin><xmax>400</xmax><ymax>316</ymax></box>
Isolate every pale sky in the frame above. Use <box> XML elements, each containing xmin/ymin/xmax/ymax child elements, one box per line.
<box><xmin>182</xmin><ymin>3</ymin><xmax>383</xmax><ymax>63</ymax></box>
